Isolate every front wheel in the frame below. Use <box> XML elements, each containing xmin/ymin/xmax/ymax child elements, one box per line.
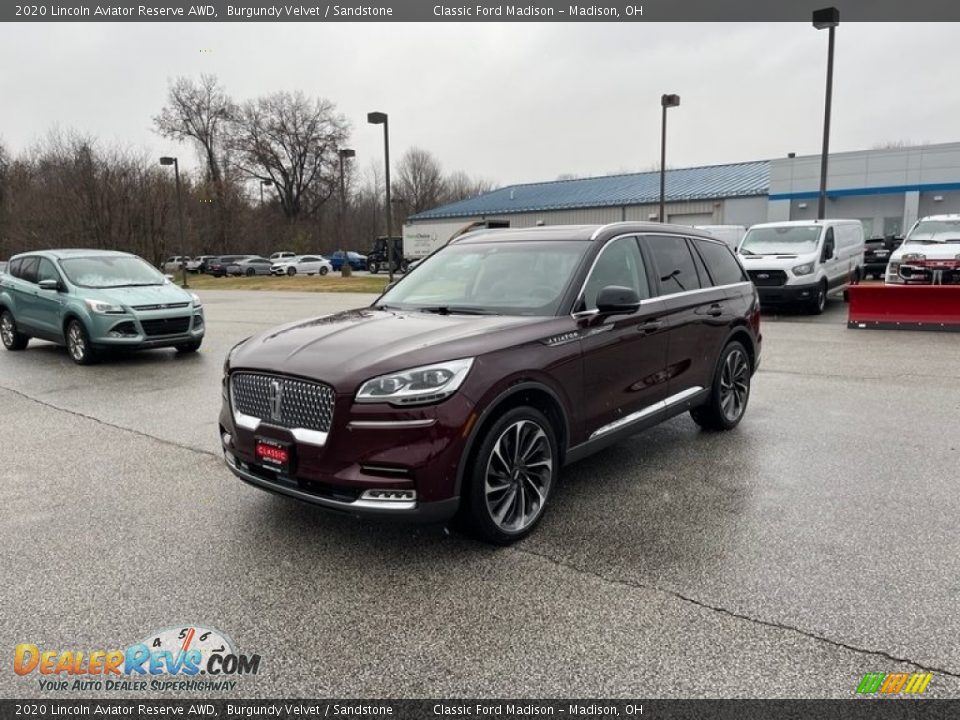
<box><xmin>246</xmin><ymin>268</ymin><xmax>256</xmax><ymax>277</ymax></box>
<box><xmin>319</xmin><ymin>266</ymin><xmax>329</xmax><ymax>276</ymax></box>
<box><xmin>690</xmin><ymin>341</ymin><xmax>751</xmax><ymax>431</ymax></box>
<box><xmin>368</xmin><ymin>261</ymin><xmax>379</xmax><ymax>275</ymax></box>
<box><xmin>808</xmin><ymin>280</ymin><xmax>827</xmax><ymax>315</ymax></box>
<box><xmin>462</xmin><ymin>407</ymin><xmax>558</xmax><ymax>545</ymax></box>
<box><xmin>400</xmin><ymin>260</ymin><xmax>410</xmax><ymax>274</ymax></box>
<box><xmin>65</xmin><ymin>319</ymin><xmax>98</xmax><ymax>365</ymax></box>
<box><xmin>1</xmin><ymin>310</ymin><xmax>29</xmax><ymax>351</ymax></box>
<box><xmin>286</xmin><ymin>267</ymin><xmax>296</xmax><ymax>276</ymax></box>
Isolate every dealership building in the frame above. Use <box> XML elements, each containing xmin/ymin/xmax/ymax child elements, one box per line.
<box><xmin>407</xmin><ymin>142</ymin><xmax>960</xmax><ymax>238</ymax></box>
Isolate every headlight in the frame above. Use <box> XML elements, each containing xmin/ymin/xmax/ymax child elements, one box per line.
<box><xmin>84</xmin><ymin>299</ymin><xmax>125</xmax><ymax>315</ymax></box>
<box><xmin>792</xmin><ymin>262</ymin><xmax>814</xmax><ymax>276</ymax></box>
<box><xmin>190</xmin><ymin>292</ymin><xmax>203</xmax><ymax>309</ymax></box>
<box><xmin>901</xmin><ymin>253</ymin><xmax>926</xmax><ymax>262</ymax></box>
<box><xmin>356</xmin><ymin>358</ymin><xmax>474</xmax><ymax>406</ymax></box>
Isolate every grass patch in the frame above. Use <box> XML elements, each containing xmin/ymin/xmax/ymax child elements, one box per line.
<box><xmin>178</xmin><ymin>273</ymin><xmax>389</xmax><ymax>294</ymax></box>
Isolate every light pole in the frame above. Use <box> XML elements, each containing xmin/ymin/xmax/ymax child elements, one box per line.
<box><xmin>367</xmin><ymin>111</ymin><xmax>394</xmax><ymax>282</ymax></box>
<box><xmin>813</xmin><ymin>7</ymin><xmax>839</xmax><ymax>220</ymax></box>
<box><xmin>659</xmin><ymin>94</ymin><xmax>680</xmax><ymax>223</ymax></box>
<box><xmin>160</xmin><ymin>156</ymin><xmax>188</xmax><ymax>288</ymax></box>
<box><xmin>338</xmin><ymin>148</ymin><xmax>356</xmax><ymax>277</ymax></box>
<box><xmin>259</xmin><ymin>179</ymin><xmax>272</xmax><ymax>206</ymax></box>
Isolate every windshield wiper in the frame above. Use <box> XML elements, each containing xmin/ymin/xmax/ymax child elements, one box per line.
<box><xmin>102</xmin><ymin>283</ymin><xmax>163</xmax><ymax>288</ymax></box>
<box><xmin>419</xmin><ymin>306</ymin><xmax>498</xmax><ymax>316</ymax></box>
<box><xmin>739</xmin><ymin>248</ymin><xmax>756</xmax><ymax>255</ymax></box>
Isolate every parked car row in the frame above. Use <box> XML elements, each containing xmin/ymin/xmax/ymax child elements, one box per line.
<box><xmin>162</xmin><ymin>250</ymin><xmax>368</xmax><ymax>277</ymax></box>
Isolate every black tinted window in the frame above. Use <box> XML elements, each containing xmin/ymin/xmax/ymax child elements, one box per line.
<box><xmin>582</xmin><ymin>236</ymin><xmax>649</xmax><ymax>310</ymax></box>
<box><xmin>694</xmin><ymin>239</ymin><xmax>747</xmax><ymax>286</ymax></box>
<box><xmin>9</xmin><ymin>258</ymin><xmax>23</xmax><ymax>278</ymax></box>
<box><xmin>646</xmin><ymin>236</ymin><xmax>701</xmax><ymax>294</ymax></box>
<box><xmin>19</xmin><ymin>257</ymin><xmax>40</xmax><ymax>284</ymax></box>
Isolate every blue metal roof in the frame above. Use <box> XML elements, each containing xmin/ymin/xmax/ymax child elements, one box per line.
<box><xmin>410</xmin><ymin>160</ymin><xmax>770</xmax><ymax>220</ymax></box>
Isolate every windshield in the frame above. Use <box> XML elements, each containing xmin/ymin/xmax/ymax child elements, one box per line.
<box><xmin>906</xmin><ymin>219</ymin><xmax>960</xmax><ymax>243</ymax></box>
<box><xmin>58</xmin><ymin>256</ymin><xmax>166</xmax><ymax>288</ymax></box>
<box><xmin>377</xmin><ymin>240</ymin><xmax>591</xmax><ymax>316</ymax></box>
<box><xmin>739</xmin><ymin>226</ymin><xmax>822</xmax><ymax>255</ymax></box>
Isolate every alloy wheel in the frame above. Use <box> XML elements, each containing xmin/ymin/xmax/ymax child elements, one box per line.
<box><xmin>0</xmin><ymin>313</ymin><xmax>13</xmax><ymax>347</ymax></box>
<box><xmin>484</xmin><ymin>419</ymin><xmax>553</xmax><ymax>533</ymax></box>
<box><xmin>719</xmin><ymin>348</ymin><xmax>749</xmax><ymax>422</ymax></box>
<box><xmin>67</xmin><ymin>323</ymin><xmax>86</xmax><ymax>362</ymax></box>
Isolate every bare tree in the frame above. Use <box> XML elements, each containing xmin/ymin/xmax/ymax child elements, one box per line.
<box><xmin>394</xmin><ymin>147</ymin><xmax>446</xmax><ymax>215</ymax></box>
<box><xmin>154</xmin><ymin>75</ymin><xmax>235</xmax><ymax>251</ymax></box>
<box><xmin>229</xmin><ymin>91</ymin><xmax>349</xmax><ymax>223</ymax></box>
<box><xmin>444</xmin><ymin>170</ymin><xmax>496</xmax><ymax>203</ymax></box>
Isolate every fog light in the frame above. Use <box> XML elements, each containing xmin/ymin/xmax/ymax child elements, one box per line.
<box><xmin>221</xmin><ymin>432</ymin><xmax>232</xmax><ymax>448</ymax></box>
<box><xmin>360</xmin><ymin>489</ymin><xmax>417</xmax><ymax>502</ymax></box>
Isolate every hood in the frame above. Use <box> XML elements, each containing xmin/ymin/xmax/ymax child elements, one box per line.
<box><xmin>738</xmin><ymin>251</ymin><xmax>816</xmax><ymax>268</ymax></box>
<box><xmin>229</xmin><ymin>308</ymin><xmax>544</xmax><ymax>390</ymax></box>
<box><xmin>891</xmin><ymin>242</ymin><xmax>960</xmax><ymax>262</ymax></box>
<box><xmin>84</xmin><ymin>283</ymin><xmax>194</xmax><ymax>308</ymax></box>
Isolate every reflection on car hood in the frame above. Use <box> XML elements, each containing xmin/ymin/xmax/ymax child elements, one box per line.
<box><xmin>85</xmin><ymin>284</ymin><xmax>193</xmax><ymax>308</ymax></box>
<box><xmin>891</xmin><ymin>242</ymin><xmax>960</xmax><ymax>261</ymax></box>
<box><xmin>230</xmin><ymin>308</ymin><xmax>542</xmax><ymax>388</ymax></box>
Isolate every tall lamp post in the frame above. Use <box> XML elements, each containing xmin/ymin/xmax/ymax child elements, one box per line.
<box><xmin>259</xmin><ymin>179</ymin><xmax>272</xmax><ymax>206</ymax></box>
<box><xmin>813</xmin><ymin>7</ymin><xmax>839</xmax><ymax>220</ymax></box>
<box><xmin>659</xmin><ymin>94</ymin><xmax>680</xmax><ymax>223</ymax></box>
<box><xmin>159</xmin><ymin>156</ymin><xmax>188</xmax><ymax>288</ymax></box>
<box><xmin>338</xmin><ymin>148</ymin><xmax>356</xmax><ymax>277</ymax></box>
<box><xmin>367</xmin><ymin>111</ymin><xmax>394</xmax><ymax>282</ymax></box>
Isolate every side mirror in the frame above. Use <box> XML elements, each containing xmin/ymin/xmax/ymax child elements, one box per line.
<box><xmin>596</xmin><ymin>285</ymin><xmax>641</xmax><ymax>315</ymax></box>
<box><xmin>164</xmin><ymin>274</ymin><xmax>175</xmax><ymax>282</ymax></box>
<box><xmin>38</xmin><ymin>279</ymin><xmax>60</xmax><ymax>291</ymax></box>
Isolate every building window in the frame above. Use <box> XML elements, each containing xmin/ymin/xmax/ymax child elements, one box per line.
<box><xmin>857</xmin><ymin>218</ymin><xmax>875</xmax><ymax>238</ymax></box>
<box><xmin>883</xmin><ymin>217</ymin><xmax>903</xmax><ymax>237</ymax></box>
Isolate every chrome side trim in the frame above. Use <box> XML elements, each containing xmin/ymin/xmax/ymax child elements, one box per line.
<box><xmin>590</xmin><ymin>386</ymin><xmax>704</xmax><ymax>440</ymax></box>
<box><xmin>347</xmin><ymin>419</ymin><xmax>437</xmax><ymax>429</ymax></box>
<box><xmin>225</xmin><ymin>452</ymin><xmax>416</xmax><ymax>512</ymax></box>
<box><xmin>290</xmin><ymin>428</ymin><xmax>330</xmax><ymax>446</ymax></box>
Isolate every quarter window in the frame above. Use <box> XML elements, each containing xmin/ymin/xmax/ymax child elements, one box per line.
<box><xmin>693</xmin><ymin>239</ymin><xmax>747</xmax><ymax>286</ymax></box>
<box><xmin>646</xmin><ymin>235</ymin><xmax>701</xmax><ymax>294</ymax></box>
<box><xmin>581</xmin><ymin>236</ymin><xmax>649</xmax><ymax>311</ymax></box>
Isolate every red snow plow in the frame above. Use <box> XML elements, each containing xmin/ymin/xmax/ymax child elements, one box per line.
<box><xmin>847</xmin><ymin>283</ymin><xmax>960</xmax><ymax>332</ymax></box>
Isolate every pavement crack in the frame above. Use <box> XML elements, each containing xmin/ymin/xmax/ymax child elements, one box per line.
<box><xmin>515</xmin><ymin>545</ymin><xmax>960</xmax><ymax>680</ymax></box>
<box><xmin>0</xmin><ymin>385</ymin><xmax>219</xmax><ymax>460</ymax></box>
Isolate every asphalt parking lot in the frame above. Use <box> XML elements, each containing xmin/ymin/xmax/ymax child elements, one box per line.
<box><xmin>2</xmin><ymin>291</ymin><xmax>959</xmax><ymax>699</ymax></box>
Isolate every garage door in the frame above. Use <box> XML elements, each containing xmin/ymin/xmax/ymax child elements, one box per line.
<box><xmin>668</xmin><ymin>212</ymin><xmax>714</xmax><ymax>225</ymax></box>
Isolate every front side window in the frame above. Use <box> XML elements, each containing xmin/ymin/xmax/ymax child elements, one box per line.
<box><xmin>581</xmin><ymin>236</ymin><xmax>650</xmax><ymax>311</ymax></box>
<box><xmin>379</xmin><ymin>240</ymin><xmax>591</xmax><ymax>316</ymax></box>
<box><xmin>58</xmin><ymin>256</ymin><xmax>165</xmax><ymax>289</ymax></box>
<box><xmin>37</xmin><ymin>258</ymin><xmax>60</xmax><ymax>284</ymax></box>
<box><xmin>646</xmin><ymin>235</ymin><xmax>701</xmax><ymax>294</ymax></box>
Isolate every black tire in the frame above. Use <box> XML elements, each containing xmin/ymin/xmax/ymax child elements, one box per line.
<box><xmin>319</xmin><ymin>266</ymin><xmax>329</xmax><ymax>276</ymax></box>
<box><xmin>65</xmin><ymin>319</ymin><xmax>98</xmax><ymax>365</ymax></box>
<box><xmin>690</xmin><ymin>340</ymin><xmax>751</xmax><ymax>432</ymax></box>
<box><xmin>176</xmin><ymin>339</ymin><xmax>202</xmax><ymax>354</ymax></box>
<box><xmin>0</xmin><ymin>310</ymin><xmax>29</xmax><ymax>351</ymax></box>
<box><xmin>461</xmin><ymin>406</ymin><xmax>558</xmax><ymax>545</ymax></box>
<box><xmin>400</xmin><ymin>260</ymin><xmax>410</xmax><ymax>274</ymax></box>
<box><xmin>368</xmin><ymin>261</ymin><xmax>379</xmax><ymax>275</ymax></box>
<box><xmin>286</xmin><ymin>267</ymin><xmax>296</xmax><ymax>276</ymax></box>
<box><xmin>246</xmin><ymin>268</ymin><xmax>256</xmax><ymax>277</ymax></box>
<box><xmin>808</xmin><ymin>280</ymin><xmax>827</xmax><ymax>315</ymax></box>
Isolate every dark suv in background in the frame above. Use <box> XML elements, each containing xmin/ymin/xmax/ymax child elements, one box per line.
<box><xmin>220</xmin><ymin>223</ymin><xmax>761</xmax><ymax>544</ymax></box>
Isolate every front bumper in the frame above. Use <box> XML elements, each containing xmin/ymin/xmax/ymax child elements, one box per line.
<box><xmin>90</xmin><ymin>310</ymin><xmax>205</xmax><ymax>348</ymax></box>
<box><xmin>755</xmin><ymin>281</ymin><xmax>820</xmax><ymax>304</ymax></box>
<box><xmin>219</xmin><ymin>381</ymin><xmax>473</xmax><ymax>522</ymax></box>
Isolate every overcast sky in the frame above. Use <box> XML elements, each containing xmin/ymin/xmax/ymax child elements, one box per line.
<box><xmin>1</xmin><ymin>22</ymin><xmax>957</xmax><ymax>187</ymax></box>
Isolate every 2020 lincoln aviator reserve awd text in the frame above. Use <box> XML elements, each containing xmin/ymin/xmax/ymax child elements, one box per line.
<box><xmin>220</xmin><ymin>223</ymin><xmax>761</xmax><ymax>543</ymax></box>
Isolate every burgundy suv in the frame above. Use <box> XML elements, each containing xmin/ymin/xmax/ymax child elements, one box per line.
<box><xmin>220</xmin><ymin>223</ymin><xmax>761</xmax><ymax>543</ymax></box>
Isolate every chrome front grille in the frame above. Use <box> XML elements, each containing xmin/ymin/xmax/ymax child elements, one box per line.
<box><xmin>231</xmin><ymin>373</ymin><xmax>336</xmax><ymax>434</ymax></box>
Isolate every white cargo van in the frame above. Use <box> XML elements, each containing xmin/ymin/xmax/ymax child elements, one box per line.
<box><xmin>694</xmin><ymin>225</ymin><xmax>746</xmax><ymax>248</ymax></box>
<box><xmin>737</xmin><ymin>219</ymin><xmax>864</xmax><ymax>314</ymax></box>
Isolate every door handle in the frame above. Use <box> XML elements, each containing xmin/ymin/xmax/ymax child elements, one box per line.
<box><xmin>699</xmin><ymin>303</ymin><xmax>723</xmax><ymax>317</ymax></box>
<box><xmin>638</xmin><ymin>320</ymin><xmax>664</xmax><ymax>334</ymax></box>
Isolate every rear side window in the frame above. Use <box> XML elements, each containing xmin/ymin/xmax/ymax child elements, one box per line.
<box><xmin>693</xmin><ymin>239</ymin><xmax>748</xmax><ymax>286</ymax></box>
<box><xmin>19</xmin><ymin>257</ymin><xmax>40</xmax><ymax>284</ymax></box>
<box><xmin>646</xmin><ymin>235</ymin><xmax>701</xmax><ymax>294</ymax></box>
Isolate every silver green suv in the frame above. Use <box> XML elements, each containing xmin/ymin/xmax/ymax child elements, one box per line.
<box><xmin>0</xmin><ymin>249</ymin><xmax>205</xmax><ymax>365</ymax></box>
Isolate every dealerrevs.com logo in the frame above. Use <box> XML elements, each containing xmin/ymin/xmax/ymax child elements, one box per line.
<box><xmin>14</xmin><ymin>625</ymin><xmax>261</xmax><ymax>692</ymax></box>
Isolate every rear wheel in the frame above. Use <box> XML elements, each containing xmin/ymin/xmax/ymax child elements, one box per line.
<box><xmin>246</xmin><ymin>267</ymin><xmax>256</xmax><ymax>277</ymax></box>
<box><xmin>65</xmin><ymin>319</ymin><xmax>97</xmax><ymax>365</ymax></box>
<box><xmin>462</xmin><ymin>407</ymin><xmax>557</xmax><ymax>545</ymax></box>
<box><xmin>286</xmin><ymin>267</ymin><xmax>296</xmax><ymax>276</ymax></box>
<box><xmin>1</xmin><ymin>310</ymin><xmax>29</xmax><ymax>351</ymax></box>
<box><xmin>691</xmin><ymin>341</ymin><xmax>751</xmax><ymax>431</ymax></box>
<box><xmin>319</xmin><ymin>266</ymin><xmax>329</xmax><ymax>276</ymax></box>
<box><xmin>400</xmin><ymin>260</ymin><xmax>410</xmax><ymax>274</ymax></box>
<box><xmin>368</xmin><ymin>261</ymin><xmax>379</xmax><ymax>275</ymax></box>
